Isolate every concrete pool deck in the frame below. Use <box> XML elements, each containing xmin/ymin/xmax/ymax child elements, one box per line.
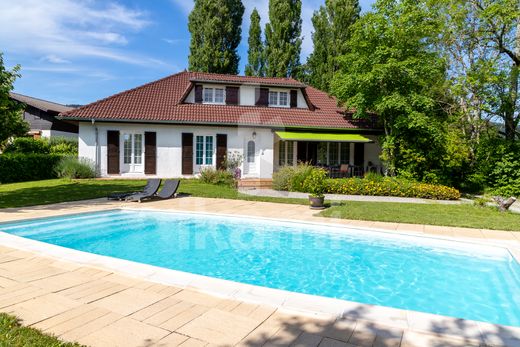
<box><xmin>0</xmin><ymin>197</ymin><xmax>519</xmax><ymax>347</ymax></box>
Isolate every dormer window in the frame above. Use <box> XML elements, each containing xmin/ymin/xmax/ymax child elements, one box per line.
<box><xmin>203</xmin><ymin>87</ymin><xmax>225</xmax><ymax>104</ymax></box>
<box><xmin>269</xmin><ymin>91</ymin><xmax>289</xmax><ymax>107</ymax></box>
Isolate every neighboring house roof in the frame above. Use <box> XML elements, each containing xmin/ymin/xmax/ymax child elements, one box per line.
<box><xmin>60</xmin><ymin>71</ymin><xmax>376</xmax><ymax>130</ymax></box>
<box><xmin>9</xmin><ymin>92</ymin><xmax>74</xmax><ymax>114</ymax></box>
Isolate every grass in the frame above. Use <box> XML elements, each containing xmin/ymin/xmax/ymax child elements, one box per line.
<box><xmin>0</xmin><ymin>178</ymin><xmax>308</xmax><ymax>209</ymax></box>
<box><xmin>1</xmin><ymin>178</ymin><xmax>518</xmax><ymax>231</ymax></box>
<box><xmin>320</xmin><ymin>201</ymin><xmax>520</xmax><ymax>231</ymax></box>
<box><xmin>0</xmin><ymin>313</ymin><xmax>83</xmax><ymax>347</ymax></box>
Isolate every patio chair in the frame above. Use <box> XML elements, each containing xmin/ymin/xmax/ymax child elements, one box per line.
<box><xmin>107</xmin><ymin>179</ymin><xmax>161</xmax><ymax>200</ymax></box>
<box><xmin>339</xmin><ymin>164</ymin><xmax>350</xmax><ymax>178</ymax></box>
<box><xmin>124</xmin><ymin>179</ymin><xmax>163</xmax><ymax>202</ymax></box>
<box><xmin>126</xmin><ymin>179</ymin><xmax>180</xmax><ymax>203</ymax></box>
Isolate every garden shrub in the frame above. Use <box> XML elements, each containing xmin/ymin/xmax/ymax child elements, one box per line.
<box><xmin>199</xmin><ymin>167</ymin><xmax>234</xmax><ymax>186</ymax></box>
<box><xmin>3</xmin><ymin>137</ymin><xmax>50</xmax><ymax>154</ymax></box>
<box><xmin>273</xmin><ymin>167</ymin><xmax>460</xmax><ymax>200</ymax></box>
<box><xmin>302</xmin><ymin>167</ymin><xmax>327</xmax><ymax>198</ymax></box>
<box><xmin>3</xmin><ymin>137</ymin><xmax>78</xmax><ymax>156</ymax></box>
<box><xmin>272</xmin><ymin>166</ymin><xmax>296</xmax><ymax>191</ymax></box>
<box><xmin>48</xmin><ymin>137</ymin><xmax>78</xmax><ymax>155</ymax></box>
<box><xmin>488</xmin><ymin>152</ymin><xmax>520</xmax><ymax>197</ymax></box>
<box><xmin>326</xmin><ymin>177</ymin><xmax>461</xmax><ymax>200</ymax></box>
<box><xmin>272</xmin><ymin>163</ymin><xmax>315</xmax><ymax>192</ymax></box>
<box><xmin>0</xmin><ymin>153</ymin><xmax>62</xmax><ymax>183</ymax></box>
<box><xmin>55</xmin><ymin>156</ymin><xmax>96</xmax><ymax>179</ymax></box>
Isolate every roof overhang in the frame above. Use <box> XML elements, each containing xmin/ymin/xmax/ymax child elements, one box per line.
<box><xmin>275</xmin><ymin>131</ymin><xmax>373</xmax><ymax>142</ymax></box>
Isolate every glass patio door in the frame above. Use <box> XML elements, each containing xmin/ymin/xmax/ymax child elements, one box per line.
<box><xmin>194</xmin><ymin>135</ymin><xmax>214</xmax><ymax>172</ymax></box>
<box><xmin>121</xmin><ymin>133</ymin><xmax>144</xmax><ymax>173</ymax></box>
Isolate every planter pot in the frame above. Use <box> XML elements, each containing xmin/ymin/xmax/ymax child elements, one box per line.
<box><xmin>309</xmin><ymin>195</ymin><xmax>325</xmax><ymax>210</ymax></box>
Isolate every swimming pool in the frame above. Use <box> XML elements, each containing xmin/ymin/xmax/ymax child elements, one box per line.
<box><xmin>1</xmin><ymin>209</ymin><xmax>520</xmax><ymax>327</ymax></box>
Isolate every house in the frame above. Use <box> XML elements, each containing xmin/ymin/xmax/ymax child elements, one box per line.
<box><xmin>9</xmin><ymin>92</ymin><xmax>78</xmax><ymax>138</ymax></box>
<box><xmin>59</xmin><ymin>71</ymin><xmax>383</xmax><ymax>180</ymax></box>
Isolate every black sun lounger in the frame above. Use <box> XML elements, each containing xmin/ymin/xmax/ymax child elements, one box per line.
<box><xmin>126</xmin><ymin>179</ymin><xmax>180</xmax><ymax>203</ymax></box>
<box><xmin>109</xmin><ymin>179</ymin><xmax>161</xmax><ymax>201</ymax></box>
<box><xmin>108</xmin><ymin>179</ymin><xmax>161</xmax><ymax>200</ymax></box>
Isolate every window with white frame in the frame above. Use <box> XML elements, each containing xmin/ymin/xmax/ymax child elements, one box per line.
<box><xmin>278</xmin><ymin>141</ymin><xmax>295</xmax><ymax>166</ymax></box>
<box><xmin>269</xmin><ymin>91</ymin><xmax>289</xmax><ymax>107</ymax></box>
<box><xmin>203</xmin><ymin>87</ymin><xmax>225</xmax><ymax>104</ymax></box>
<box><xmin>195</xmin><ymin>135</ymin><xmax>214</xmax><ymax>165</ymax></box>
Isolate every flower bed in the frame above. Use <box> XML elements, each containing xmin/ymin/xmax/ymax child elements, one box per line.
<box><xmin>326</xmin><ymin>177</ymin><xmax>460</xmax><ymax>200</ymax></box>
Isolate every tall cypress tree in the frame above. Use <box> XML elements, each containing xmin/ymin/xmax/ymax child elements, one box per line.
<box><xmin>188</xmin><ymin>0</ymin><xmax>245</xmax><ymax>74</ymax></box>
<box><xmin>264</xmin><ymin>0</ymin><xmax>302</xmax><ymax>77</ymax></box>
<box><xmin>306</xmin><ymin>0</ymin><xmax>360</xmax><ymax>91</ymax></box>
<box><xmin>245</xmin><ymin>9</ymin><xmax>265</xmax><ymax>76</ymax></box>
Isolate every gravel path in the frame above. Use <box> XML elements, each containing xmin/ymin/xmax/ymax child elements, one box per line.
<box><xmin>239</xmin><ymin>188</ymin><xmax>469</xmax><ymax>205</ymax></box>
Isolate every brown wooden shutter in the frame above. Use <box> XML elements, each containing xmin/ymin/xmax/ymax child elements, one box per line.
<box><xmin>290</xmin><ymin>90</ymin><xmax>298</xmax><ymax>108</ymax></box>
<box><xmin>107</xmin><ymin>130</ymin><xmax>120</xmax><ymax>175</ymax></box>
<box><xmin>182</xmin><ymin>133</ymin><xmax>193</xmax><ymax>175</ymax></box>
<box><xmin>226</xmin><ymin>87</ymin><xmax>239</xmax><ymax>105</ymax></box>
<box><xmin>354</xmin><ymin>143</ymin><xmax>365</xmax><ymax>167</ymax></box>
<box><xmin>194</xmin><ymin>85</ymin><xmax>203</xmax><ymax>103</ymax></box>
<box><xmin>216</xmin><ymin>134</ymin><xmax>227</xmax><ymax>170</ymax></box>
<box><xmin>255</xmin><ymin>87</ymin><xmax>269</xmax><ymax>106</ymax></box>
<box><xmin>144</xmin><ymin>132</ymin><xmax>156</xmax><ymax>175</ymax></box>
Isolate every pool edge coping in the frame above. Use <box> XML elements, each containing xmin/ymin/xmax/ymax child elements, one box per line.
<box><xmin>0</xmin><ymin>208</ymin><xmax>519</xmax><ymax>344</ymax></box>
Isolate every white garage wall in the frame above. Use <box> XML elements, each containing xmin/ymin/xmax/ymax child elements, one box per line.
<box><xmin>78</xmin><ymin>122</ymin><xmax>274</xmax><ymax>179</ymax></box>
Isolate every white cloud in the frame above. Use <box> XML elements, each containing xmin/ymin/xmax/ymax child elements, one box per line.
<box><xmin>40</xmin><ymin>54</ymin><xmax>71</xmax><ymax>64</ymax></box>
<box><xmin>0</xmin><ymin>0</ymin><xmax>162</xmax><ymax>66</ymax></box>
<box><xmin>163</xmin><ymin>38</ymin><xmax>184</xmax><ymax>45</ymax></box>
<box><xmin>83</xmin><ymin>32</ymin><xmax>129</xmax><ymax>45</ymax></box>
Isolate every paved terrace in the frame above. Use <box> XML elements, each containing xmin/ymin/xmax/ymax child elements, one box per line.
<box><xmin>0</xmin><ymin>197</ymin><xmax>519</xmax><ymax>347</ymax></box>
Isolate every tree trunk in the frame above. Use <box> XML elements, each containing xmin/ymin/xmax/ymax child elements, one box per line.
<box><xmin>494</xmin><ymin>196</ymin><xmax>517</xmax><ymax>212</ymax></box>
<box><xmin>505</xmin><ymin>64</ymin><xmax>519</xmax><ymax>141</ymax></box>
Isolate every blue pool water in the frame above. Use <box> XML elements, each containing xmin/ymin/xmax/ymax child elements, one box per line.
<box><xmin>2</xmin><ymin>209</ymin><xmax>520</xmax><ymax>326</ymax></box>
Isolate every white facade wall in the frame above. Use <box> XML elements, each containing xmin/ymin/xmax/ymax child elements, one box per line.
<box><xmin>79</xmin><ymin>122</ymin><xmax>274</xmax><ymax>179</ymax></box>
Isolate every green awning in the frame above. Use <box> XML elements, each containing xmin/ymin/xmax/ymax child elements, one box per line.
<box><xmin>275</xmin><ymin>131</ymin><xmax>372</xmax><ymax>143</ymax></box>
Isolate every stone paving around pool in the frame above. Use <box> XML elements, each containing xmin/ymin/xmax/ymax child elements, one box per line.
<box><xmin>0</xmin><ymin>197</ymin><xmax>520</xmax><ymax>347</ymax></box>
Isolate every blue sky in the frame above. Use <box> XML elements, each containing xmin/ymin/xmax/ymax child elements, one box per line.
<box><xmin>0</xmin><ymin>0</ymin><xmax>375</xmax><ymax>105</ymax></box>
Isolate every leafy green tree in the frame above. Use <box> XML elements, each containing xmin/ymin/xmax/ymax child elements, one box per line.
<box><xmin>332</xmin><ymin>0</ymin><xmax>449</xmax><ymax>180</ymax></box>
<box><xmin>435</xmin><ymin>0</ymin><xmax>520</xmax><ymax>150</ymax></box>
<box><xmin>245</xmin><ymin>9</ymin><xmax>265</xmax><ymax>77</ymax></box>
<box><xmin>306</xmin><ymin>0</ymin><xmax>360</xmax><ymax>92</ymax></box>
<box><xmin>468</xmin><ymin>0</ymin><xmax>520</xmax><ymax>142</ymax></box>
<box><xmin>0</xmin><ymin>53</ymin><xmax>27</xmax><ymax>148</ymax></box>
<box><xmin>188</xmin><ymin>0</ymin><xmax>245</xmax><ymax>74</ymax></box>
<box><xmin>264</xmin><ymin>0</ymin><xmax>302</xmax><ymax>77</ymax></box>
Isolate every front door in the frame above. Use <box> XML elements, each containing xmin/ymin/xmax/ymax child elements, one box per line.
<box><xmin>194</xmin><ymin>135</ymin><xmax>215</xmax><ymax>173</ymax></box>
<box><xmin>121</xmin><ymin>132</ymin><xmax>144</xmax><ymax>173</ymax></box>
<box><xmin>244</xmin><ymin>140</ymin><xmax>257</xmax><ymax>176</ymax></box>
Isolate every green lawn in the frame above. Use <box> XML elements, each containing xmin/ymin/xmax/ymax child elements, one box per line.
<box><xmin>321</xmin><ymin>201</ymin><xmax>520</xmax><ymax>231</ymax></box>
<box><xmin>1</xmin><ymin>179</ymin><xmax>518</xmax><ymax>231</ymax></box>
<box><xmin>0</xmin><ymin>178</ymin><xmax>307</xmax><ymax>209</ymax></box>
<box><xmin>0</xmin><ymin>313</ymin><xmax>83</xmax><ymax>347</ymax></box>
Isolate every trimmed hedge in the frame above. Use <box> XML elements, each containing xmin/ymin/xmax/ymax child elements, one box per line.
<box><xmin>273</xmin><ymin>165</ymin><xmax>461</xmax><ymax>200</ymax></box>
<box><xmin>326</xmin><ymin>177</ymin><xmax>461</xmax><ymax>200</ymax></box>
<box><xmin>0</xmin><ymin>154</ymin><xmax>63</xmax><ymax>183</ymax></box>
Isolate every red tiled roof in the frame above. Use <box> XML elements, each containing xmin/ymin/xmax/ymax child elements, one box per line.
<box><xmin>188</xmin><ymin>71</ymin><xmax>306</xmax><ymax>88</ymax></box>
<box><xmin>60</xmin><ymin>71</ymin><xmax>371</xmax><ymax>130</ymax></box>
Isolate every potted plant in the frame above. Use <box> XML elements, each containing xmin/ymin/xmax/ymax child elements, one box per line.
<box><xmin>303</xmin><ymin>168</ymin><xmax>327</xmax><ymax>209</ymax></box>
